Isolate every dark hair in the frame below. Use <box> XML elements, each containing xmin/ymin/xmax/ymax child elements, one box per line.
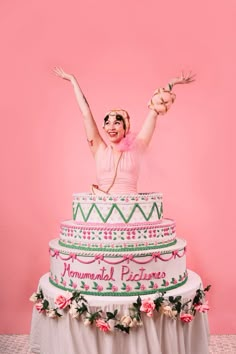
<box><xmin>104</xmin><ymin>114</ymin><xmax>126</xmax><ymax>130</ymax></box>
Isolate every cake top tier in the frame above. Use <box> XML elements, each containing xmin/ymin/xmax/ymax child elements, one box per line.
<box><xmin>72</xmin><ymin>192</ymin><xmax>163</xmax><ymax>224</ymax></box>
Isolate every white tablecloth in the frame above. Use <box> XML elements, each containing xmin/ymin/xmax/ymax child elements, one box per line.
<box><xmin>30</xmin><ymin>271</ymin><xmax>209</xmax><ymax>354</ymax></box>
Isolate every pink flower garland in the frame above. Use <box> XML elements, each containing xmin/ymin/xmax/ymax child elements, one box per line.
<box><xmin>30</xmin><ymin>285</ymin><xmax>211</xmax><ymax>334</ymax></box>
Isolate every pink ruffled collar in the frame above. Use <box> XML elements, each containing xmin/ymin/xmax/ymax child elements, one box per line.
<box><xmin>116</xmin><ymin>132</ymin><xmax>137</xmax><ymax>152</ymax></box>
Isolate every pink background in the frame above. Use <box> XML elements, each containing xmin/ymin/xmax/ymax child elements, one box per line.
<box><xmin>0</xmin><ymin>0</ymin><xmax>235</xmax><ymax>334</ymax></box>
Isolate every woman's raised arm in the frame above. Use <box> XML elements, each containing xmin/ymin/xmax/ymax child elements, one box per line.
<box><xmin>53</xmin><ymin>67</ymin><xmax>106</xmax><ymax>156</ymax></box>
<box><xmin>136</xmin><ymin>72</ymin><xmax>195</xmax><ymax>147</ymax></box>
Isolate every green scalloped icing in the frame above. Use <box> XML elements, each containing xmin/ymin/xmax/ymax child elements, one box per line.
<box><xmin>58</xmin><ymin>239</ymin><xmax>177</xmax><ymax>252</ymax></box>
<box><xmin>49</xmin><ymin>275</ymin><xmax>188</xmax><ymax>296</ymax></box>
<box><xmin>73</xmin><ymin>202</ymin><xmax>163</xmax><ymax>223</ymax></box>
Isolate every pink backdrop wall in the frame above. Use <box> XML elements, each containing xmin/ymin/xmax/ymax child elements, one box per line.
<box><xmin>0</xmin><ymin>0</ymin><xmax>235</xmax><ymax>334</ymax></box>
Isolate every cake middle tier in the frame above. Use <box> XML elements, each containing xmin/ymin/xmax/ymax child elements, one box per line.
<box><xmin>59</xmin><ymin>218</ymin><xmax>176</xmax><ymax>251</ymax></box>
<box><xmin>49</xmin><ymin>238</ymin><xmax>187</xmax><ymax>296</ymax></box>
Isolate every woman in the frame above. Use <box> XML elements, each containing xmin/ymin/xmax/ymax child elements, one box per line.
<box><xmin>54</xmin><ymin>67</ymin><xmax>194</xmax><ymax>194</ymax></box>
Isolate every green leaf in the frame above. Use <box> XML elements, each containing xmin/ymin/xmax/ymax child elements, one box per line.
<box><xmin>90</xmin><ymin>310</ymin><xmax>102</xmax><ymax>322</ymax></box>
<box><xmin>55</xmin><ymin>309</ymin><xmax>62</xmax><ymax>317</ymax></box>
<box><xmin>72</xmin><ymin>291</ymin><xmax>81</xmax><ymax>299</ymax></box>
<box><xmin>37</xmin><ymin>289</ymin><xmax>44</xmax><ymax>300</ymax></box>
<box><xmin>106</xmin><ymin>311</ymin><xmax>116</xmax><ymax>320</ymax></box>
<box><xmin>137</xmin><ymin>296</ymin><xmax>142</xmax><ymax>307</ymax></box>
<box><xmin>175</xmin><ymin>302</ymin><xmax>182</xmax><ymax>313</ymax></box>
<box><xmin>175</xmin><ymin>296</ymin><xmax>182</xmax><ymax>302</ymax></box>
<box><xmin>106</xmin><ymin>283</ymin><xmax>113</xmax><ymax>290</ymax></box>
<box><xmin>115</xmin><ymin>324</ymin><xmax>130</xmax><ymax>334</ymax></box>
<box><xmin>204</xmin><ymin>285</ymin><xmax>211</xmax><ymax>292</ymax></box>
<box><xmin>132</xmin><ymin>303</ymin><xmax>139</xmax><ymax>309</ymax></box>
<box><xmin>42</xmin><ymin>299</ymin><xmax>49</xmax><ymax>310</ymax></box>
<box><xmin>78</xmin><ymin>303</ymin><xmax>88</xmax><ymax>314</ymax></box>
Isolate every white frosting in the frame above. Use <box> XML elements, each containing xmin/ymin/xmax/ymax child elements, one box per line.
<box><xmin>59</xmin><ymin>218</ymin><xmax>176</xmax><ymax>250</ymax></box>
<box><xmin>49</xmin><ymin>238</ymin><xmax>187</xmax><ymax>296</ymax></box>
<box><xmin>72</xmin><ymin>193</ymin><xmax>163</xmax><ymax>224</ymax></box>
<box><xmin>40</xmin><ymin>270</ymin><xmax>202</xmax><ymax>306</ymax></box>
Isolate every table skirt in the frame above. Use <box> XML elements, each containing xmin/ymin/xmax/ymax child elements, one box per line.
<box><xmin>30</xmin><ymin>270</ymin><xmax>209</xmax><ymax>354</ymax></box>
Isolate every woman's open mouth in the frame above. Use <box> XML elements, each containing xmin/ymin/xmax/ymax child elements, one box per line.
<box><xmin>108</xmin><ymin>132</ymin><xmax>118</xmax><ymax>137</ymax></box>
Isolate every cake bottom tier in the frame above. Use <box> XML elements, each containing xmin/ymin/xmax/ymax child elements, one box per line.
<box><xmin>30</xmin><ymin>270</ymin><xmax>210</xmax><ymax>354</ymax></box>
<box><xmin>49</xmin><ymin>238</ymin><xmax>187</xmax><ymax>296</ymax></box>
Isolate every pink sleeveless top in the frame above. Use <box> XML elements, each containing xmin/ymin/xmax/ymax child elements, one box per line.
<box><xmin>95</xmin><ymin>145</ymin><xmax>140</xmax><ymax>194</ymax></box>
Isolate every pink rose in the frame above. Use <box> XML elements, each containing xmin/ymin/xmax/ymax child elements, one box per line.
<box><xmin>126</xmin><ymin>285</ymin><xmax>132</xmax><ymax>292</ymax></box>
<box><xmin>97</xmin><ymin>285</ymin><xmax>103</xmax><ymax>292</ymax></box>
<box><xmin>140</xmin><ymin>285</ymin><xmax>146</xmax><ymax>290</ymax></box>
<box><xmin>180</xmin><ymin>313</ymin><xmax>194</xmax><ymax>323</ymax></box>
<box><xmin>112</xmin><ymin>285</ymin><xmax>118</xmax><ymax>292</ymax></box>
<box><xmin>35</xmin><ymin>301</ymin><xmax>44</xmax><ymax>313</ymax></box>
<box><xmin>55</xmin><ymin>293</ymin><xmax>71</xmax><ymax>309</ymax></box>
<box><xmin>95</xmin><ymin>319</ymin><xmax>110</xmax><ymax>332</ymax></box>
<box><xmin>84</xmin><ymin>284</ymin><xmax>90</xmax><ymax>291</ymax></box>
<box><xmin>194</xmin><ymin>301</ymin><xmax>210</xmax><ymax>313</ymax></box>
<box><xmin>140</xmin><ymin>298</ymin><xmax>155</xmax><ymax>317</ymax></box>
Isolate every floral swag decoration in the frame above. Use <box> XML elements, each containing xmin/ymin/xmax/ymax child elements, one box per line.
<box><xmin>30</xmin><ymin>285</ymin><xmax>211</xmax><ymax>334</ymax></box>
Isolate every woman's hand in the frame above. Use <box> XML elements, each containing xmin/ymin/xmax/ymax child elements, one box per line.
<box><xmin>170</xmin><ymin>71</ymin><xmax>196</xmax><ymax>86</ymax></box>
<box><xmin>53</xmin><ymin>67</ymin><xmax>74</xmax><ymax>81</ymax></box>
<box><xmin>53</xmin><ymin>66</ymin><xmax>105</xmax><ymax>155</ymax></box>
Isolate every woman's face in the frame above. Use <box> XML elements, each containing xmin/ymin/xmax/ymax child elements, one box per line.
<box><xmin>103</xmin><ymin>114</ymin><xmax>126</xmax><ymax>144</ymax></box>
